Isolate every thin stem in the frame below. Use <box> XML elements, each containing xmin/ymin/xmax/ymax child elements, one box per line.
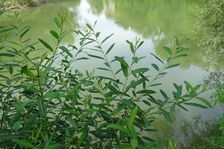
<box><xmin>92</xmin><ymin>30</ymin><xmax>117</xmax><ymax>80</ymax></box>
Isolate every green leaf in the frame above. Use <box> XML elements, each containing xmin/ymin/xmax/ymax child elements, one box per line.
<box><xmin>126</xmin><ymin>40</ymin><xmax>135</xmax><ymax>54</ymax></box>
<box><xmin>101</xmin><ymin>33</ymin><xmax>114</xmax><ymax>44</ymax></box>
<box><xmin>131</xmin><ymin>137</ymin><xmax>138</xmax><ymax>149</ymax></box>
<box><xmin>162</xmin><ymin>110</ymin><xmax>173</xmax><ymax>123</ymax></box>
<box><xmin>184</xmin><ymin>81</ymin><xmax>194</xmax><ymax>92</ymax></box>
<box><xmin>151</xmin><ymin>63</ymin><xmax>159</xmax><ymax>71</ymax></box>
<box><xmin>96</xmin><ymin>67</ymin><xmax>110</xmax><ymax>71</ymax></box>
<box><xmin>175</xmin><ymin>37</ymin><xmax>180</xmax><ymax>46</ymax></box>
<box><xmin>0</xmin><ymin>53</ymin><xmax>15</xmax><ymax>57</ymax></box>
<box><xmin>126</xmin><ymin>79</ymin><xmax>144</xmax><ymax>91</ymax></box>
<box><xmin>0</xmin><ymin>134</ymin><xmax>21</xmax><ymax>141</ymax></box>
<box><xmin>137</xmin><ymin>41</ymin><xmax>144</xmax><ymax>49</ymax></box>
<box><xmin>106</xmin><ymin>43</ymin><xmax>115</xmax><ymax>55</ymax></box>
<box><xmin>115</xmin><ymin>144</ymin><xmax>132</xmax><ymax>149</ymax></box>
<box><xmin>142</xmin><ymin>100</ymin><xmax>151</xmax><ymax>106</ymax></box>
<box><xmin>132</xmin><ymin>56</ymin><xmax>146</xmax><ymax>64</ymax></box>
<box><xmin>147</xmin><ymin>97</ymin><xmax>161</xmax><ymax>106</ymax></box>
<box><xmin>87</xmin><ymin>54</ymin><xmax>104</xmax><ymax>60</ymax></box>
<box><xmin>164</xmin><ymin>47</ymin><xmax>172</xmax><ymax>55</ymax></box>
<box><xmin>129</xmin><ymin>125</ymin><xmax>138</xmax><ymax>148</ymax></box>
<box><xmin>78</xmin><ymin>132</ymin><xmax>86</xmax><ymax>147</ymax></box>
<box><xmin>139</xmin><ymin>72</ymin><xmax>149</xmax><ymax>82</ymax></box>
<box><xmin>50</xmin><ymin>30</ymin><xmax>59</xmax><ymax>39</ymax></box>
<box><xmin>59</xmin><ymin>46</ymin><xmax>73</xmax><ymax>58</ymax></box>
<box><xmin>151</xmin><ymin>53</ymin><xmax>164</xmax><ymax>64</ymax></box>
<box><xmin>166</xmin><ymin>64</ymin><xmax>180</xmax><ymax>69</ymax></box>
<box><xmin>96</xmin><ymin>32</ymin><xmax>100</xmax><ymax>37</ymax></box>
<box><xmin>39</xmin><ymin>39</ymin><xmax>54</xmax><ymax>52</ymax></box>
<box><xmin>115</xmin><ymin>56</ymin><xmax>129</xmax><ymax>77</ymax></box>
<box><xmin>128</xmin><ymin>107</ymin><xmax>138</xmax><ymax>128</ymax></box>
<box><xmin>195</xmin><ymin>97</ymin><xmax>212</xmax><ymax>108</ymax></box>
<box><xmin>12</xmin><ymin>121</ymin><xmax>23</xmax><ymax>130</ymax></box>
<box><xmin>173</xmin><ymin>84</ymin><xmax>182</xmax><ymax>100</ymax></box>
<box><xmin>0</xmin><ymin>74</ymin><xmax>9</xmax><ymax>80</ymax></box>
<box><xmin>107</xmin><ymin>124</ymin><xmax>128</xmax><ymax>133</ymax></box>
<box><xmin>20</xmin><ymin>28</ymin><xmax>30</xmax><ymax>38</ymax></box>
<box><xmin>160</xmin><ymin>90</ymin><xmax>169</xmax><ymax>100</ymax></box>
<box><xmin>23</xmin><ymin>69</ymin><xmax>36</xmax><ymax>78</ymax></box>
<box><xmin>184</xmin><ymin>102</ymin><xmax>208</xmax><ymax>109</ymax></box>
<box><xmin>86</xmin><ymin>23</ymin><xmax>93</xmax><ymax>30</ymax></box>
<box><xmin>173</xmin><ymin>54</ymin><xmax>188</xmax><ymax>59</ymax></box>
<box><xmin>0</xmin><ymin>9</ymin><xmax>5</xmax><ymax>16</ymax></box>
<box><xmin>54</xmin><ymin>17</ymin><xmax>61</xmax><ymax>28</ymax></box>
<box><xmin>132</xmin><ymin>68</ymin><xmax>149</xmax><ymax>74</ymax></box>
<box><xmin>151</xmin><ymin>83</ymin><xmax>162</xmax><ymax>87</ymax></box>
<box><xmin>75</xmin><ymin>57</ymin><xmax>89</xmax><ymax>61</ymax></box>
<box><xmin>14</xmin><ymin>139</ymin><xmax>35</xmax><ymax>149</ymax></box>
<box><xmin>136</xmin><ymin>89</ymin><xmax>156</xmax><ymax>95</ymax></box>
<box><xmin>43</xmin><ymin>144</ymin><xmax>64</xmax><ymax>149</ymax></box>
<box><xmin>108</xmin><ymin>83</ymin><xmax>120</xmax><ymax>94</ymax></box>
<box><xmin>9</xmin><ymin>66</ymin><xmax>13</xmax><ymax>75</ymax></box>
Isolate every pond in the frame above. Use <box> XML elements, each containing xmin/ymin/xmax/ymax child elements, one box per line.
<box><xmin>1</xmin><ymin>0</ymin><xmax>223</xmax><ymax>147</ymax></box>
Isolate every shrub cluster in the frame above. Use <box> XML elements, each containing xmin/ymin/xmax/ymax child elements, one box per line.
<box><xmin>0</xmin><ymin>11</ymin><xmax>211</xmax><ymax>148</ymax></box>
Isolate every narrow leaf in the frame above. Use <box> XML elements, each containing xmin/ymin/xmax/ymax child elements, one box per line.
<box><xmin>151</xmin><ymin>63</ymin><xmax>159</xmax><ymax>71</ymax></box>
<box><xmin>39</xmin><ymin>39</ymin><xmax>53</xmax><ymax>52</ymax></box>
<box><xmin>87</xmin><ymin>54</ymin><xmax>104</xmax><ymax>60</ymax></box>
<box><xmin>106</xmin><ymin>43</ymin><xmax>115</xmax><ymax>55</ymax></box>
<box><xmin>50</xmin><ymin>30</ymin><xmax>59</xmax><ymax>39</ymax></box>
<box><xmin>107</xmin><ymin>124</ymin><xmax>128</xmax><ymax>133</ymax></box>
<box><xmin>164</xmin><ymin>47</ymin><xmax>172</xmax><ymax>55</ymax></box>
<box><xmin>166</xmin><ymin>64</ymin><xmax>180</xmax><ymax>69</ymax></box>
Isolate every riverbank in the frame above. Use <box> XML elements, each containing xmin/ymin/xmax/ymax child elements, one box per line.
<box><xmin>0</xmin><ymin>0</ymin><xmax>39</xmax><ymax>8</ymax></box>
<box><xmin>0</xmin><ymin>0</ymin><xmax>60</xmax><ymax>9</ymax></box>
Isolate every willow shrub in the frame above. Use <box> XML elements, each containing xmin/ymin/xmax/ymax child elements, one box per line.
<box><xmin>0</xmin><ymin>11</ymin><xmax>212</xmax><ymax>149</ymax></box>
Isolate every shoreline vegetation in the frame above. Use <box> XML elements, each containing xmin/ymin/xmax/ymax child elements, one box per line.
<box><xmin>0</xmin><ymin>0</ymin><xmax>59</xmax><ymax>9</ymax></box>
<box><xmin>0</xmin><ymin>10</ymin><xmax>212</xmax><ymax>148</ymax></box>
<box><xmin>0</xmin><ymin>0</ymin><xmax>223</xmax><ymax>148</ymax></box>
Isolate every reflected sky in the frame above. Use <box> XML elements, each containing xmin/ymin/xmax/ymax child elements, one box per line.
<box><xmin>1</xmin><ymin>0</ymin><xmax>222</xmax><ymax>145</ymax></box>
<box><xmin>73</xmin><ymin>0</ymin><xmax>208</xmax><ymax>83</ymax></box>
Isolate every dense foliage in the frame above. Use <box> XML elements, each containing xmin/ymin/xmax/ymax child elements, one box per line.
<box><xmin>180</xmin><ymin>114</ymin><xmax>224</xmax><ymax>149</ymax></box>
<box><xmin>0</xmin><ymin>0</ymin><xmax>55</xmax><ymax>7</ymax></box>
<box><xmin>197</xmin><ymin>0</ymin><xmax>224</xmax><ymax>66</ymax></box>
<box><xmin>204</xmin><ymin>71</ymin><xmax>224</xmax><ymax>103</ymax></box>
<box><xmin>0</xmin><ymin>10</ymin><xmax>212</xmax><ymax>148</ymax></box>
<box><xmin>197</xmin><ymin>0</ymin><xmax>224</xmax><ymax>103</ymax></box>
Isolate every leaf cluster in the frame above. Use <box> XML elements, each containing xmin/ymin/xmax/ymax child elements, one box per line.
<box><xmin>0</xmin><ymin>11</ymin><xmax>212</xmax><ymax>149</ymax></box>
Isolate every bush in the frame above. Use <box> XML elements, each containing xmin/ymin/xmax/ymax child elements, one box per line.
<box><xmin>0</xmin><ymin>11</ymin><xmax>212</xmax><ymax>148</ymax></box>
<box><xmin>196</xmin><ymin>0</ymin><xmax>224</xmax><ymax>66</ymax></box>
<box><xmin>180</xmin><ymin>115</ymin><xmax>224</xmax><ymax>149</ymax></box>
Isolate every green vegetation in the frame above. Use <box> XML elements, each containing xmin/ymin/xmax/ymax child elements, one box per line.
<box><xmin>178</xmin><ymin>0</ymin><xmax>224</xmax><ymax>148</ymax></box>
<box><xmin>0</xmin><ymin>9</ymin><xmax>212</xmax><ymax>148</ymax></box>
<box><xmin>198</xmin><ymin>0</ymin><xmax>224</xmax><ymax>103</ymax></box>
<box><xmin>179</xmin><ymin>114</ymin><xmax>224</xmax><ymax>149</ymax></box>
<box><xmin>0</xmin><ymin>0</ymin><xmax>61</xmax><ymax>8</ymax></box>
<box><xmin>196</xmin><ymin>0</ymin><xmax>224</xmax><ymax>67</ymax></box>
<box><xmin>0</xmin><ymin>0</ymin><xmax>224</xmax><ymax>148</ymax></box>
<box><xmin>204</xmin><ymin>71</ymin><xmax>224</xmax><ymax>103</ymax></box>
<box><xmin>202</xmin><ymin>116</ymin><xmax>224</xmax><ymax>149</ymax></box>
<box><xmin>0</xmin><ymin>0</ymin><xmax>37</xmax><ymax>7</ymax></box>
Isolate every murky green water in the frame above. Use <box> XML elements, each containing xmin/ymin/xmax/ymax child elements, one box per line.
<box><xmin>1</xmin><ymin>0</ymin><xmax>223</xmax><ymax>146</ymax></box>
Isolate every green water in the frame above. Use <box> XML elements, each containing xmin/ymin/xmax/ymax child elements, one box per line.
<box><xmin>1</xmin><ymin>0</ymin><xmax>222</xmax><ymax>146</ymax></box>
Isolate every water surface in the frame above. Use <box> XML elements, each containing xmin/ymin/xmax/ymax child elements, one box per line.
<box><xmin>1</xmin><ymin>0</ymin><xmax>223</xmax><ymax>146</ymax></box>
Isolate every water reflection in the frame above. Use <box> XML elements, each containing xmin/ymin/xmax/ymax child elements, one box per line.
<box><xmin>0</xmin><ymin>0</ymin><xmax>80</xmax><ymax>46</ymax></box>
<box><xmin>87</xmin><ymin>0</ymin><xmax>220</xmax><ymax>70</ymax></box>
<box><xmin>1</xmin><ymin>0</ymin><xmax>221</xmax><ymax>70</ymax></box>
<box><xmin>1</xmin><ymin>0</ymin><xmax>223</xmax><ymax>146</ymax></box>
